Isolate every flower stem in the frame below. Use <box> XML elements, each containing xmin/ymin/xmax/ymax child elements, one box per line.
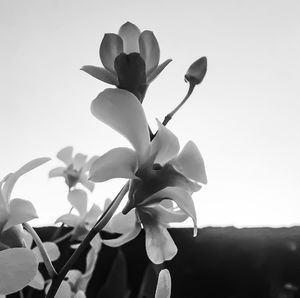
<box><xmin>23</xmin><ymin>223</ymin><xmax>57</xmax><ymax>278</ymax></box>
<box><xmin>53</xmin><ymin>230</ymin><xmax>73</xmax><ymax>244</ymax></box>
<box><xmin>162</xmin><ymin>83</ymin><xmax>195</xmax><ymax>126</ymax></box>
<box><xmin>45</xmin><ymin>182</ymin><xmax>129</xmax><ymax>298</ymax></box>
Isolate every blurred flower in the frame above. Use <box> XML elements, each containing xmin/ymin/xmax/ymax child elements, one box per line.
<box><xmin>55</xmin><ymin>189</ymin><xmax>106</xmax><ymax>240</ymax></box>
<box><xmin>89</xmin><ymin>88</ymin><xmax>207</xmax><ymax>263</ymax></box>
<box><xmin>0</xmin><ymin>158</ymin><xmax>50</xmax><ymax>295</ymax></box>
<box><xmin>49</xmin><ymin>147</ymin><xmax>97</xmax><ymax>191</ymax></box>
<box><xmin>184</xmin><ymin>57</ymin><xmax>207</xmax><ymax>86</ymax></box>
<box><xmin>81</xmin><ymin>22</ymin><xmax>172</xmax><ymax>102</ymax></box>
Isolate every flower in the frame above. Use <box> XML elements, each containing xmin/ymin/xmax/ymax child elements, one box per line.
<box><xmin>184</xmin><ymin>57</ymin><xmax>207</xmax><ymax>86</ymax></box>
<box><xmin>89</xmin><ymin>88</ymin><xmax>207</xmax><ymax>263</ymax></box>
<box><xmin>49</xmin><ymin>146</ymin><xmax>98</xmax><ymax>191</ymax></box>
<box><xmin>55</xmin><ymin>189</ymin><xmax>105</xmax><ymax>240</ymax></box>
<box><xmin>81</xmin><ymin>22</ymin><xmax>172</xmax><ymax>102</ymax></box>
<box><xmin>0</xmin><ymin>157</ymin><xmax>50</xmax><ymax>295</ymax></box>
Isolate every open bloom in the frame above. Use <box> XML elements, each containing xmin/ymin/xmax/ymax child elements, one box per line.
<box><xmin>89</xmin><ymin>88</ymin><xmax>207</xmax><ymax>263</ymax></box>
<box><xmin>0</xmin><ymin>158</ymin><xmax>50</xmax><ymax>295</ymax></box>
<box><xmin>49</xmin><ymin>146</ymin><xmax>97</xmax><ymax>191</ymax></box>
<box><xmin>81</xmin><ymin>22</ymin><xmax>172</xmax><ymax>102</ymax></box>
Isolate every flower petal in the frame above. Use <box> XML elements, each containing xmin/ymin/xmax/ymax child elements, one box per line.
<box><xmin>3</xmin><ymin>198</ymin><xmax>38</xmax><ymax>231</ymax></box>
<box><xmin>47</xmin><ymin>280</ymin><xmax>72</xmax><ymax>298</ymax></box>
<box><xmin>49</xmin><ymin>167</ymin><xmax>65</xmax><ymax>178</ymax></box>
<box><xmin>84</xmin><ymin>203</ymin><xmax>102</xmax><ymax>225</ymax></box>
<box><xmin>118</xmin><ymin>22</ymin><xmax>141</xmax><ymax>54</ymax></box>
<box><xmin>0</xmin><ymin>248</ymin><xmax>38</xmax><ymax>295</ymax></box>
<box><xmin>91</xmin><ymin>88</ymin><xmax>150</xmax><ymax>159</ymax></box>
<box><xmin>55</xmin><ymin>214</ymin><xmax>80</xmax><ymax>227</ymax></box>
<box><xmin>81</xmin><ymin>65</ymin><xmax>118</xmax><ymax>85</ymax></box>
<box><xmin>57</xmin><ymin>147</ymin><xmax>73</xmax><ymax>166</ymax></box>
<box><xmin>28</xmin><ymin>270</ymin><xmax>45</xmax><ymax>290</ymax></box>
<box><xmin>100</xmin><ymin>33</ymin><xmax>124</xmax><ymax>73</ymax></box>
<box><xmin>144</xmin><ymin>224</ymin><xmax>177</xmax><ymax>264</ymax></box>
<box><xmin>89</xmin><ymin>148</ymin><xmax>137</xmax><ymax>182</ymax></box>
<box><xmin>73</xmin><ymin>153</ymin><xmax>87</xmax><ymax>171</ymax></box>
<box><xmin>32</xmin><ymin>242</ymin><xmax>60</xmax><ymax>263</ymax></box>
<box><xmin>139</xmin><ymin>30</ymin><xmax>160</xmax><ymax>75</ymax></box>
<box><xmin>151</xmin><ymin>120</ymin><xmax>180</xmax><ymax>165</ymax></box>
<box><xmin>3</xmin><ymin>158</ymin><xmax>50</xmax><ymax>201</ymax></box>
<box><xmin>155</xmin><ymin>269</ymin><xmax>171</xmax><ymax>298</ymax></box>
<box><xmin>109</xmin><ymin>210</ymin><xmax>136</xmax><ymax>234</ymax></box>
<box><xmin>0</xmin><ymin>178</ymin><xmax>9</xmax><ymax>231</ymax></box>
<box><xmin>147</xmin><ymin>59</ymin><xmax>172</xmax><ymax>83</ymax></box>
<box><xmin>82</xmin><ymin>156</ymin><xmax>99</xmax><ymax>173</ymax></box>
<box><xmin>79</xmin><ymin>176</ymin><xmax>95</xmax><ymax>192</ymax></box>
<box><xmin>68</xmin><ymin>189</ymin><xmax>88</xmax><ymax>217</ymax></box>
<box><xmin>174</xmin><ymin>140</ymin><xmax>207</xmax><ymax>184</ymax></box>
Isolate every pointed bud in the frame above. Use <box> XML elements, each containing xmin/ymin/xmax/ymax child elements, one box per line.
<box><xmin>184</xmin><ymin>57</ymin><xmax>207</xmax><ymax>86</ymax></box>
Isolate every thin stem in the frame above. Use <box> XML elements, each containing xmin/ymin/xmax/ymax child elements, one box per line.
<box><xmin>53</xmin><ymin>230</ymin><xmax>73</xmax><ymax>244</ymax></box>
<box><xmin>19</xmin><ymin>289</ymin><xmax>24</xmax><ymax>298</ymax></box>
<box><xmin>162</xmin><ymin>83</ymin><xmax>195</xmax><ymax>126</ymax></box>
<box><xmin>46</xmin><ymin>182</ymin><xmax>129</xmax><ymax>298</ymax></box>
<box><xmin>23</xmin><ymin>223</ymin><xmax>57</xmax><ymax>278</ymax></box>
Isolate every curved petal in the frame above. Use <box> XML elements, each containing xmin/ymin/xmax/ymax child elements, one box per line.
<box><xmin>68</xmin><ymin>189</ymin><xmax>88</xmax><ymax>216</ymax></box>
<box><xmin>85</xmin><ymin>203</ymin><xmax>102</xmax><ymax>225</ymax></box>
<box><xmin>118</xmin><ymin>22</ymin><xmax>141</xmax><ymax>54</ymax></box>
<box><xmin>57</xmin><ymin>147</ymin><xmax>73</xmax><ymax>166</ymax></box>
<box><xmin>79</xmin><ymin>175</ymin><xmax>95</xmax><ymax>192</ymax></box>
<box><xmin>144</xmin><ymin>224</ymin><xmax>177</xmax><ymax>264</ymax></box>
<box><xmin>55</xmin><ymin>214</ymin><xmax>80</xmax><ymax>227</ymax></box>
<box><xmin>155</xmin><ymin>269</ymin><xmax>171</xmax><ymax>298</ymax></box>
<box><xmin>151</xmin><ymin>120</ymin><xmax>180</xmax><ymax>165</ymax></box>
<box><xmin>49</xmin><ymin>167</ymin><xmax>65</xmax><ymax>178</ymax></box>
<box><xmin>32</xmin><ymin>242</ymin><xmax>60</xmax><ymax>263</ymax></box>
<box><xmin>73</xmin><ymin>153</ymin><xmax>87</xmax><ymax>171</ymax></box>
<box><xmin>81</xmin><ymin>65</ymin><xmax>118</xmax><ymax>85</ymax></box>
<box><xmin>139</xmin><ymin>30</ymin><xmax>160</xmax><ymax>75</ymax></box>
<box><xmin>3</xmin><ymin>157</ymin><xmax>50</xmax><ymax>201</ymax></box>
<box><xmin>174</xmin><ymin>140</ymin><xmax>207</xmax><ymax>184</ymax></box>
<box><xmin>0</xmin><ymin>248</ymin><xmax>38</xmax><ymax>295</ymax></box>
<box><xmin>141</xmin><ymin>187</ymin><xmax>198</xmax><ymax>236</ymax></box>
<box><xmin>3</xmin><ymin>198</ymin><xmax>38</xmax><ymax>231</ymax></box>
<box><xmin>89</xmin><ymin>148</ymin><xmax>137</xmax><ymax>182</ymax></box>
<box><xmin>100</xmin><ymin>33</ymin><xmax>123</xmax><ymax>73</ymax></box>
<box><xmin>28</xmin><ymin>270</ymin><xmax>45</xmax><ymax>290</ymax></box>
<box><xmin>147</xmin><ymin>59</ymin><xmax>172</xmax><ymax>84</ymax></box>
<box><xmin>91</xmin><ymin>88</ymin><xmax>150</xmax><ymax>160</ymax></box>
<box><xmin>109</xmin><ymin>210</ymin><xmax>136</xmax><ymax>234</ymax></box>
<box><xmin>103</xmin><ymin>224</ymin><xmax>141</xmax><ymax>248</ymax></box>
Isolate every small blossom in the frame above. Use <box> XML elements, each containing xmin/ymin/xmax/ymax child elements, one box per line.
<box><xmin>184</xmin><ymin>57</ymin><xmax>207</xmax><ymax>86</ymax></box>
<box><xmin>49</xmin><ymin>146</ymin><xmax>98</xmax><ymax>191</ymax></box>
<box><xmin>89</xmin><ymin>88</ymin><xmax>207</xmax><ymax>263</ymax></box>
<box><xmin>81</xmin><ymin>22</ymin><xmax>172</xmax><ymax>102</ymax></box>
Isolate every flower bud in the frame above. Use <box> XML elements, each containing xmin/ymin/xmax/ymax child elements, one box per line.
<box><xmin>184</xmin><ymin>57</ymin><xmax>207</xmax><ymax>86</ymax></box>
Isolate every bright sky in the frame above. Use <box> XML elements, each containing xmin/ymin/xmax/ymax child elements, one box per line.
<box><xmin>1</xmin><ymin>0</ymin><xmax>300</xmax><ymax>227</ymax></box>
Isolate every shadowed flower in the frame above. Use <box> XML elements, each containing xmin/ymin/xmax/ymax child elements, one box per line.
<box><xmin>0</xmin><ymin>158</ymin><xmax>50</xmax><ymax>295</ymax></box>
<box><xmin>49</xmin><ymin>147</ymin><xmax>98</xmax><ymax>191</ymax></box>
<box><xmin>81</xmin><ymin>22</ymin><xmax>172</xmax><ymax>102</ymax></box>
<box><xmin>89</xmin><ymin>88</ymin><xmax>207</xmax><ymax>263</ymax></box>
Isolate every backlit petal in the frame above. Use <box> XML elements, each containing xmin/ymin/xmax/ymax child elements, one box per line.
<box><xmin>109</xmin><ymin>210</ymin><xmax>136</xmax><ymax>234</ymax></box>
<box><xmin>79</xmin><ymin>175</ymin><xmax>95</xmax><ymax>192</ymax></box>
<box><xmin>174</xmin><ymin>141</ymin><xmax>207</xmax><ymax>184</ymax></box>
<box><xmin>82</xmin><ymin>156</ymin><xmax>99</xmax><ymax>172</ymax></box>
<box><xmin>91</xmin><ymin>88</ymin><xmax>150</xmax><ymax>159</ymax></box>
<box><xmin>85</xmin><ymin>203</ymin><xmax>102</xmax><ymax>225</ymax></box>
<box><xmin>33</xmin><ymin>242</ymin><xmax>60</xmax><ymax>263</ymax></box>
<box><xmin>68</xmin><ymin>189</ymin><xmax>88</xmax><ymax>217</ymax></box>
<box><xmin>151</xmin><ymin>120</ymin><xmax>180</xmax><ymax>165</ymax></box>
<box><xmin>89</xmin><ymin>148</ymin><xmax>137</xmax><ymax>182</ymax></box>
<box><xmin>118</xmin><ymin>22</ymin><xmax>141</xmax><ymax>54</ymax></box>
<box><xmin>73</xmin><ymin>153</ymin><xmax>87</xmax><ymax>171</ymax></box>
<box><xmin>57</xmin><ymin>147</ymin><xmax>73</xmax><ymax>166</ymax></box>
<box><xmin>55</xmin><ymin>214</ymin><xmax>80</xmax><ymax>227</ymax></box>
<box><xmin>0</xmin><ymin>248</ymin><xmax>38</xmax><ymax>295</ymax></box>
<box><xmin>139</xmin><ymin>31</ymin><xmax>160</xmax><ymax>75</ymax></box>
<box><xmin>81</xmin><ymin>65</ymin><xmax>118</xmax><ymax>85</ymax></box>
<box><xmin>100</xmin><ymin>33</ymin><xmax>123</xmax><ymax>72</ymax></box>
<box><xmin>49</xmin><ymin>167</ymin><xmax>65</xmax><ymax>178</ymax></box>
<box><xmin>147</xmin><ymin>59</ymin><xmax>172</xmax><ymax>83</ymax></box>
<box><xmin>144</xmin><ymin>224</ymin><xmax>177</xmax><ymax>264</ymax></box>
<box><xmin>3</xmin><ymin>198</ymin><xmax>38</xmax><ymax>231</ymax></box>
<box><xmin>155</xmin><ymin>269</ymin><xmax>171</xmax><ymax>298</ymax></box>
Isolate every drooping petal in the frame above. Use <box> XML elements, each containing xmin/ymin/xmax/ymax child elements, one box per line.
<box><xmin>151</xmin><ymin>120</ymin><xmax>180</xmax><ymax>165</ymax></box>
<box><xmin>100</xmin><ymin>33</ymin><xmax>124</xmax><ymax>73</ymax></box>
<box><xmin>118</xmin><ymin>22</ymin><xmax>141</xmax><ymax>54</ymax></box>
<box><xmin>141</xmin><ymin>187</ymin><xmax>198</xmax><ymax>236</ymax></box>
<box><xmin>79</xmin><ymin>176</ymin><xmax>95</xmax><ymax>192</ymax></box>
<box><xmin>109</xmin><ymin>210</ymin><xmax>136</xmax><ymax>234</ymax></box>
<box><xmin>68</xmin><ymin>189</ymin><xmax>88</xmax><ymax>217</ymax></box>
<box><xmin>0</xmin><ymin>248</ymin><xmax>38</xmax><ymax>295</ymax></box>
<box><xmin>28</xmin><ymin>270</ymin><xmax>45</xmax><ymax>290</ymax></box>
<box><xmin>84</xmin><ymin>203</ymin><xmax>102</xmax><ymax>225</ymax></box>
<box><xmin>147</xmin><ymin>59</ymin><xmax>172</xmax><ymax>83</ymax></box>
<box><xmin>81</xmin><ymin>65</ymin><xmax>118</xmax><ymax>85</ymax></box>
<box><xmin>55</xmin><ymin>214</ymin><xmax>80</xmax><ymax>227</ymax></box>
<box><xmin>139</xmin><ymin>30</ymin><xmax>160</xmax><ymax>75</ymax></box>
<box><xmin>155</xmin><ymin>269</ymin><xmax>171</xmax><ymax>298</ymax></box>
<box><xmin>73</xmin><ymin>153</ymin><xmax>87</xmax><ymax>171</ymax></box>
<box><xmin>32</xmin><ymin>242</ymin><xmax>60</xmax><ymax>263</ymax></box>
<box><xmin>3</xmin><ymin>158</ymin><xmax>50</xmax><ymax>201</ymax></box>
<box><xmin>3</xmin><ymin>198</ymin><xmax>38</xmax><ymax>231</ymax></box>
<box><xmin>57</xmin><ymin>147</ymin><xmax>73</xmax><ymax>166</ymax></box>
<box><xmin>144</xmin><ymin>224</ymin><xmax>177</xmax><ymax>264</ymax></box>
<box><xmin>49</xmin><ymin>167</ymin><xmax>65</xmax><ymax>178</ymax></box>
<box><xmin>89</xmin><ymin>148</ymin><xmax>137</xmax><ymax>182</ymax></box>
<box><xmin>173</xmin><ymin>140</ymin><xmax>207</xmax><ymax>184</ymax></box>
<box><xmin>91</xmin><ymin>88</ymin><xmax>150</xmax><ymax>159</ymax></box>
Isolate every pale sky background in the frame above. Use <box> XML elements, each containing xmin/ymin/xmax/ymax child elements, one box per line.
<box><xmin>1</xmin><ymin>0</ymin><xmax>300</xmax><ymax>227</ymax></box>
